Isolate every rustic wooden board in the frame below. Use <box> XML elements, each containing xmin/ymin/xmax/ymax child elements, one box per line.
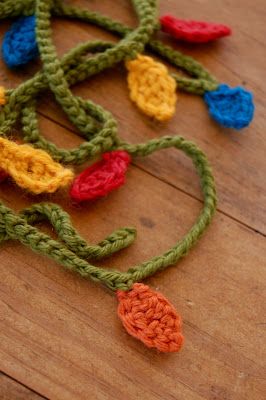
<box><xmin>0</xmin><ymin>1</ymin><xmax>265</xmax><ymax>399</ymax></box>
<box><xmin>0</xmin><ymin>372</ymin><xmax>45</xmax><ymax>399</ymax></box>
<box><xmin>0</xmin><ymin>166</ymin><xmax>265</xmax><ymax>399</ymax></box>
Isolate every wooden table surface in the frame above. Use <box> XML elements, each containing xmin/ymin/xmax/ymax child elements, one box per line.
<box><xmin>0</xmin><ymin>1</ymin><xmax>265</xmax><ymax>399</ymax></box>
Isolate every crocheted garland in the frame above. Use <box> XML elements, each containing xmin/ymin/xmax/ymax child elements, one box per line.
<box><xmin>1</xmin><ymin>5</ymin><xmax>254</xmax><ymax>128</ymax></box>
<box><xmin>0</xmin><ymin>0</ymin><xmax>252</xmax><ymax>352</ymax></box>
<box><xmin>0</xmin><ymin>135</ymin><xmax>216</xmax><ymax>352</ymax></box>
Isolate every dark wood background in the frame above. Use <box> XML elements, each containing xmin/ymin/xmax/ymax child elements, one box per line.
<box><xmin>0</xmin><ymin>1</ymin><xmax>265</xmax><ymax>399</ymax></box>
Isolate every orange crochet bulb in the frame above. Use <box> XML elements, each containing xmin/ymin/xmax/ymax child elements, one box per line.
<box><xmin>117</xmin><ymin>283</ymin><xmax>184</xmax><ymax>352</ymax></box>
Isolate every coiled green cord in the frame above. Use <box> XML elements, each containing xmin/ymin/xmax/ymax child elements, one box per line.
<box><xmin>0</xmin><ymin>0</ymin><xmax>217</xmax><ymax>291</ymax></box>
<box><xmin>0</xmin><ymin>134</ymin><xmax>216</xmax><ymax>291</ymax></box>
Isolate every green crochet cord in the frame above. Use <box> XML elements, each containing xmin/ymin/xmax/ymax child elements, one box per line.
<box><xmin>51</xmin><ymin>1</ymin><xmax>218</xmax><ymax>94</ymax></box>
<box><xmin>0</xmin><ymin>0</ymin><xmax>219</xmax><ymax>165</ymax></box>
<box><xmin>0</xmin><ymin>135</ymin><xmax>216</xmax><ymax>291</ymax></box>
<box><xmin>0</xmin><ymin>0</ymin><xmax>217</xmax><ymax>291</ymax></box>
<box><xmin>0</xmin><ymin>0</ymin><xmax>218</xmax><ymax>94</ymax></box>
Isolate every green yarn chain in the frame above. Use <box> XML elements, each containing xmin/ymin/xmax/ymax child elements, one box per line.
<box><xmin>52</xmin><ymin>0</ymin><xmax>218</xmax><ymax>94</ymax></box>
<box><xmin>0</xmin><ymin>0</ymin><xmax>219</xmax><ymax>161</ymax></box>
<box><xmin>0</xmin><ymin>135</ymin><xmax>216</xmax><ymax>291</ymax></box>
<box><xmin>0</xmin><ymin>0</ymin><xmax>217</xmax><ymax>291</ymax></box>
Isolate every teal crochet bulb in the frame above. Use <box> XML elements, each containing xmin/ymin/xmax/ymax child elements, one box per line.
<box><xmin>2</xmin><ymin>16</ymin><xmax>38</xmax><ymax>68</ymax></box>
<box><xmin>204</xmin><ymin>84</ymin><xmax>254</xmax><ymax>130</ymax></box>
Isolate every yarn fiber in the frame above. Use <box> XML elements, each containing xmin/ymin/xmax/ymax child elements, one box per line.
<box><xmin>160</xmin><ymin>15</ymin><xmax>231</xmax><ymax>43</ymax></box>
<box><xmin>0</xmin><ymin>137</ymin><xmax>73</xmax><ymax>193</ymax></box>
<box><xmin>0</xmin><ymin>87</ymin><xmax>5</xmax><ymax>105</ymax></box>
<box><xmin>0</xmin><ymin>0</ymin><xmax>218</xmax><ymax>291</ymax></box>
<box><xmin>204</xmin><ymin>84</ymin><xmax>254</xmax><ymax>129</ymax></box>
<box><xmin>0</xmin><ymin>0</ymin><xmax>224</xmax><ymax>352</ymax></box>
<box><xmin>70</xmin><ymin>150</ymin><xmax>131</xmax><ymax>202</ymax></box>
<box><xmin>2</xmin><ymin>16</ymin><xmax>38</xmax><ymax>68</ymax></box>
<box><xmin>126</xmin><ymin>54</ymin><xmax>177</xmax><ymax>121</ymax></box>
<box><xmin>0</xmin><ymin>0</ymin><xmax>219</xmax><ymax>292</ymax></box>
<box><xmin>0</xmin><ymin>134</ymin><xmax>217</xmax><ymax>291</ymax></box>
<box><xmin>0</xmin><ymin>0</ymin><xmax>221</xmax><ymax>170</ymax></box>
<box><xmin>117</xmin><ymin>283</ymin><xmax>184</xmax><ymax>352</ymax></box>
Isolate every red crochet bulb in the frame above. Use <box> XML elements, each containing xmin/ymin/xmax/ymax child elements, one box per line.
<box><xmin>70</xmin><ymin>150</ymin><xmax>131</xmax><ymax>202</ymax></box>
<box><xmin>160</xmin><ymin>15</ymin><xmax>231</xmax><ymax>43</ymax></box>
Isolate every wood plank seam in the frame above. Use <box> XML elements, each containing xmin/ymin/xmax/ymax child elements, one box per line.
<box><xmin>0</xmin><ymin>371</ymin><xmax>48</xmax><ymax>399</ymax></box>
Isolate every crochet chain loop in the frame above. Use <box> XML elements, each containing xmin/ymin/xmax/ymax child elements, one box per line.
<box><xmin>0</xmin><ymin>135</ymin><xmax>217</xmax><ymax>291</ymax></box>
<box><xmin>0</xmin><ymin>0</ymin><xmax>219</xmax><ymax>167</ymax></box>
<box><xmin>0</xmin><ymin>0</ymin><xmax>219</xmax><ymax>100</ymax></box>
<box><xmin>0</xmin><ymin>1</ymin><xmax>216</xmax><ymax>291</ymax></box>
<box><xmin>19</xmin><ymin>203</ymin><xmax>137</xmax><ymax>260</ymax></box>
<box><xmin>52</xmin><ymin>1</ymin><xmax>218</xmax><ymax>93</ymax></box>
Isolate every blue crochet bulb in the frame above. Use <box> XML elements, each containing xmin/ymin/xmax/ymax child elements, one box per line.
<box><xmin>204</xmin><ymin>84</ymin><xmax>254</xmax><ymax>130</ymax></box>
<box><xmin>2</xmin><ymin>16</ymin><xmax>39</xmax><ymax>68</ymax></box>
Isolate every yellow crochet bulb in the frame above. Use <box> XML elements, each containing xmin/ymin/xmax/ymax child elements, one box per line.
<box><xmin>0</xmin><ymin>87</ymin><xmax>6</xmax><ymax>105</ymax></box>
<box><xmin>0</xmin><ymin>137</ymin><xmax>73</xmax><ymax>194</ymax></box>
<box><xmin>126</xmin><ymin>54</ymin><xmax>177</xmax><ymax>121</ymax></box>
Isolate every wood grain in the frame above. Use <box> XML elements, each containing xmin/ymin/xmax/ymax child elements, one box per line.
<box><xmin>0</xmin><ymin>1</ymin><xmax>265</xmax><ymax>399</ymax></box>
<box><xmin>0</xmin><ymin>372</ymin><xmax>45</xmax><ymax>399</ymax></box>
<box><xmin>0</xmin><ymin>167</ymin><xmax>265</xmax><ymax>399</ymax></box>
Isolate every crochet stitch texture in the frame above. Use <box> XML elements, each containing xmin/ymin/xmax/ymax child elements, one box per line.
<box><xmin>160</xmin><ymin>15</ymin><xmax>231</xmax><ymax>43</ymax></box>
<box><xmin>0</xmin><ymin>136</ymin><xmax>217</xmax><ymax>292</ymax></box>
<box><xmin>117</xmin><ymin>283</ymin><xmax>184</xmax><ymax>352</ymax></box>
<box><xmin>0</xmin><ymin>87</ymin><xmax>5</xmax><ymax>105</ymax></box>
<box><xmin>2</xmin><ymin>16</ymin><xmax>38</xmax><ymax>68</ymax></box>
<box><xmin>0</xmin><ymin>137</ymin><xmax>73</xmax><ymax>193</ymax></box>
<box><xmin>70</xmin><ymin>150</ymin><xmax>131</xmax><ymax>202</ymax></box>
<box><xmin>126</xmin><ymin>54</ymin><xmax>177</xmax><ymax>121</ymax></box>
<box><xmin>204</xmin><ymin>84</ymin><xmax>254</xmax><ymax>129</ymax></box>
<box><xmin>0</xmin><ymin>0</ymin><xmax>254</xmax><ymax>351</ymax></box>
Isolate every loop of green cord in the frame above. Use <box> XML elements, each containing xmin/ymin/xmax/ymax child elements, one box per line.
<box><xmin>0</xmin><ymin>0</ymin><xmax>217</xmax><ymax>291</ymax></box>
